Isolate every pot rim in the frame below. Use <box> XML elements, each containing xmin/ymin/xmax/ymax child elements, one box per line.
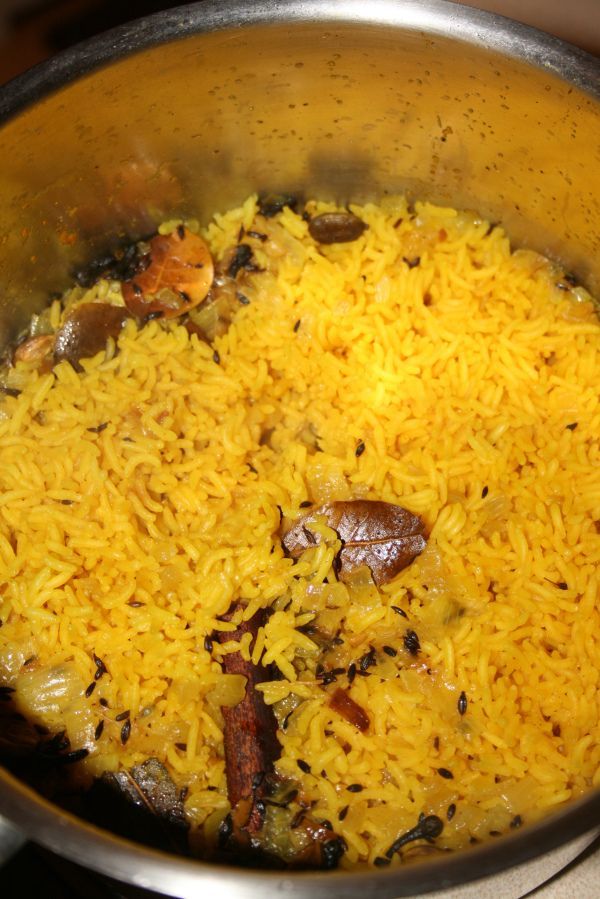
<box><xmin>1</xmin><ymin>762</ymin><xmax>600</xmax><ymax>897</ymax></box>
<box><xmin>0</xmin><ymin>1</ymin><xmax>599</xmax><ymax>895</ymax></box>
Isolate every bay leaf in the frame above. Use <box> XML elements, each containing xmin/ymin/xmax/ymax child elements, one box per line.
<box><xmin>282</xmin><ymin>499</ymin><xmax>426</xmax><ymax>585</ymax></box>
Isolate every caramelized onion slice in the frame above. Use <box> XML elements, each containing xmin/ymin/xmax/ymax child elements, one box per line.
<box><xmin>122</xmin><ymin>228</ymin><xmax>214</xmax><ymax>319</ymax></box>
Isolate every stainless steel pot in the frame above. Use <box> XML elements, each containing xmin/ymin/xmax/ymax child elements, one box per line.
<box><xmin>0</xmin><ymin>2</ymin><xmax>598</xmax><ymax>896</ymax></box>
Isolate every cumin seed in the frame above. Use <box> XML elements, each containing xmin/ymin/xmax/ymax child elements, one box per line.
<box><xmin>251</xmin><ymin>771</ymin><xmax>265</xmax><ymax>792</ymax></box>
<box><xmin>59</xmin><ymin>748</ymin><xmax>89</xmax><ymax>765</ymax></box>
<box><xmin>120</xmin><ymin>719</ymin><xmax>131</xmax><ymax>744</ymax></box>
<box><xmin>403</xmin><ymin>629</ymin><xmax>420</xmax><ymax>656</ymax></box>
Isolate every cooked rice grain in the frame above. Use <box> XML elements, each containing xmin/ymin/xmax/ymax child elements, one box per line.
<box><xmin>0</xmin><ymin>196</ymin><xmax>599</xmax><ymax>866</ymax></box>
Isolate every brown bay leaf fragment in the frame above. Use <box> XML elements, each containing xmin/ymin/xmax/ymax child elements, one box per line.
<box><xmin>282</xmin><ymin>500</ymin><xmax>427</xmax><ymax>586</ymax></box>
<box><xmin>54</xmin><ymin>303</ymin><xmax>131</xmax><ymax>370</ymax></box>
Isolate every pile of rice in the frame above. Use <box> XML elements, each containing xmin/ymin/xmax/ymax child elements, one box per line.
<box><xmin>0</xmin><ymin>195</ymin><xmax>598</xmax><ymax>867</ymax></box>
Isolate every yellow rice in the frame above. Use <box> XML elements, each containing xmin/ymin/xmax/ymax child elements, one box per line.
<box><xmin>0</xmin><ymin>194</ymin><xmax>599</xmax><ymax>866</ymax></box>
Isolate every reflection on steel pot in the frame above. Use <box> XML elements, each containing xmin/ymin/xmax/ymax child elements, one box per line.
<box><xmin>0</xmin><ymin>2</ymin><xmax>599</xmax><ymax>897</ymax></box>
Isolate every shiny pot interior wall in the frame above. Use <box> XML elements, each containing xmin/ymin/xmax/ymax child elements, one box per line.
<box><xmin>0</xmin><ymin>2</ymin><xmax>598</xmax><ymax>348</ymax></box>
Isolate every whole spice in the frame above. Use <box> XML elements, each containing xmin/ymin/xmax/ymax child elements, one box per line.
<box><xmin>385</xmin><ymin>814</ymin><xmax>444</xmax><ymax>858</ymax></box>
<box><xmin>120</xmin><ymin>719</ymin><xmax>132</xmax><ymax>745</ymax></box>
<box><xmin>358</xmin><ymin>647</ymin><xmax>377</xmax><ymax>672</ymax></box>
<box><xmin>403</xmin><ymin>630</ymin><xmax>421</xmax><ymax>656</ymax></box>
<box><xmin>282</xmin><ymin>500</ymin><xmax>427</xmax><ymax>586</ymax></box>
<box><xmin>391</xmin><ymin>605</ymin><xmax>408</xmax><ymax>619</ymax></box>
<box><xmin>93</xmin><ymin>653</ymin><xmax>108</xmax><ymax>680</ymax></box>
<box><xmin>308</xmin><ymin>212</ymin><xmax>368</xmax><ymax>244</ymax></box>
<box><xmin>57</xmin><ymin>748</ymin><xmax>89</xmax><ymax>765</ymax></box>
<box><xmin>257</xmin><ymin>193</ymin><xmax>298</xmax><ymax>218</ymax></box>
<box><xmin>216</xmin><ymin>605</ymin><xmax>280</xmax><ymax>834</ymax></box>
